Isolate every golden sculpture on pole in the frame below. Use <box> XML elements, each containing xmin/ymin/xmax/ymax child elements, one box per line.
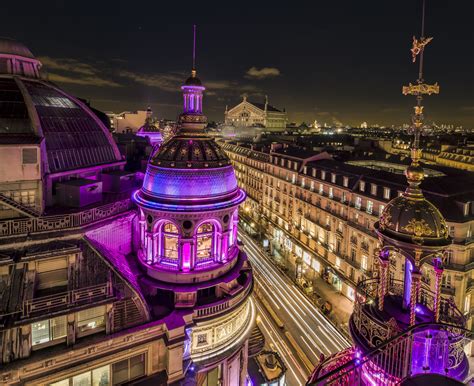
<box><xmin>410</xmin><ymin>36</ymin><xmax>433</xmax><ymax>62</ymax></box>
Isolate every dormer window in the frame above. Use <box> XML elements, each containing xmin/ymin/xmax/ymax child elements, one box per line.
<box><xmin>371</xmin><ymin>184</ymin><xmax>377</xmax><ymax>195</ymax></box>
<box><xmin>331</xmin><ymin>173</ymin><xmax>336</xmax><ymax>183</ymax></box>
<box><xmin>343</xmin><ymin>176</ymin><xmax>349</xmax><ymax>187</ymax></box>
<box><xmin>321</xmin><ymin>171</ymin><xmax>326</xmax><ymax>180</ymax></box>
<box><xmin>360</xmin><ymin>181</ymin><xmax>365</xmax><ymax>192</ymax></box>
<box><xmin>312</xmin><ymin>168</ymin><xmax>316</xmax><ymax>177</ymax></box>
<box><xmin>384</xmin><ymin>187</ymin><xmax>390</xmax><ymax>200</ymax></box>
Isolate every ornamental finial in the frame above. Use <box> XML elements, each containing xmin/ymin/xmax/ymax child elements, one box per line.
<box><xmin>402</xmin><ymin>0</ymin><xmax>439</xmax><ymax>194</ymax></box>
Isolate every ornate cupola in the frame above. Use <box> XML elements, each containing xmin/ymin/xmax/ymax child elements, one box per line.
<box><xmin>132</xmin><ymin>28</ymin><xmax>247</xmax><ymax>282</ymax></box>
<box><xmin>132</xmin><ymin>28</ymin><xmax>254</xmax><ymax>377</ymax></box>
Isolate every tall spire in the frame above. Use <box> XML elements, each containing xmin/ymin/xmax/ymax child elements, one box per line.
<box><xmin>179</xmin><ymin>25</ymin><xmax>207</xmax><ymax>134</ymax></box>
<box><xmin>402</xmin><ymin>0</ymin><xmax>439</xmax><ymax>197</ymax></box>
<box><xmin>192</xmin><ymin>24</ymin><xmax>197</xmax><ymax>72</ymax></box>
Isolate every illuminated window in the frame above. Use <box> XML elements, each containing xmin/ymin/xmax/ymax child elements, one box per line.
<box><xmin>355</xmin><ymin>196</ymin><xmax>362</xmax><ymax>210</ymax></box>
<box><xmin>371</xmin><ymin>184</ymin><xmax>377</xmax><ymax>195</ymax></box>
<box><xmin>361</xmin><ymin>255</ymin><xmax>368</xmax><ymax>270</ymax></box>
<box><xmin>359</xmin><ymin>181</ymin><xmax>365</xmax><ymax>192</ymax></box>
<box><xmin>311</xmin><ymin>259</ymin><xmax>321</xmax><ymax>273</ymax></box>
<box><xmin>335</xmin><ymin>257</ymin><xmax>341</xmax><ymax>269</ymax></box>
<box><xmin>343</xmin><ymin>176</ymin><xmax>349</xmax><ymax>187</ymax></box>
<box><xmin>331</xmin><ymin>173</ymin><xmax>336</xmax><ymax>183</ymax></box>
<box><xmin>32</xmin><ymin>315</ymin><xmax>67</xmax><ymax>347</ymax></box>
<box><xmin>366</xmin><ymin>201</ymin><xmax>373</xmax><ymax>214</ymax></box>
<box><xmin>329</xmin><ymin>187</ymin><xmax>334</xmax><ymax>199</ymax></box>
<box><xmin>384</xmin><ymin>187</ymin><xmax>390</xmax><ymax>200</ymax></box>
<box><xmin>319</xmin><ymin>183</ymin><xmax>324</xmax><ymax>195</ymax></box>
<box><xmin>196</xmin><ymin>222</ymin><xmax>215</xmax><ymax>260</ymax></box>
<box><xmin>163</xmin><ymin>222</ymin><xmax>179</xmax><ymax>259</ymax></box>
<box><xmin>321</xmin><ymin>171</ymin><xmax>326</xmax><ymax>180</ymax></box>
<box><xmin>346</xmin><ymin>286</ymin><xmax>355</xmax><ymax>301</ymax></box>
<box><xmin>465</xmin><ymin>295</ymin><xmax>471</xmax><ymax>314</ymax></box>
<box><xmin>77</xmin><ymin>306</ymin><xmax>105</xmax><ymax>336</ymax></box>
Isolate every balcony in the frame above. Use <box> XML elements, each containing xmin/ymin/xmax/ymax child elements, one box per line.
<box><xmin>353</xmin><ymin>278</ymin><xmax>465</xmax><ymax>340</ymax></box>
<box><xmin>0</xmin><ymin>198</ymin><xmax>133</xmax><ymax>238</ymax></box>
<box><xmin>193</xmin><ymin>271</ymin><xmax>253</xmax><ymax>320</ymax></box>
<box><xmin>441</xmin><ymin>285</ymin><xmax>456</xmax><ymax>296</ymax></box>
<box><xmin>20</xmin><ymin>282</ymin><xmax>113</xmax><ymax>319</ymax></box>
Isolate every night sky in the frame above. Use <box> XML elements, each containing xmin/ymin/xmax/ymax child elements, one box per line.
<box><xmin>1</xmin><ymin>1</ymin><xmax>472</xmax><ymax>127</ymax></box>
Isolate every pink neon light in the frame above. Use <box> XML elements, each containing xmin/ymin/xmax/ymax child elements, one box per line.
<box><xmin>182</xmin><ymin>242</ymin><xmax>191</xmax><ymax>271</ymax></box>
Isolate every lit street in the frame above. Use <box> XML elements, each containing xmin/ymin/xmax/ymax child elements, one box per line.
<box><xmin>240</xmin><ymin>230</ymin><xmax>351</xmax><ymax>385</ymax></box>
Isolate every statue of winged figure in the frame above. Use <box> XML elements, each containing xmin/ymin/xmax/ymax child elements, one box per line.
<box><xmin>411</xmin><ymin>36</ymin><xmax>433</xmax><ymax>62</ymax></box>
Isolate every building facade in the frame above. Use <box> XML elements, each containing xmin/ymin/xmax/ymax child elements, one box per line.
<box><xmin>224</xmin><ymin>96</ymin><xmax>287</xmax><ymax>131</ymax></box>
<box><xmin>0</xmin><ymin>39</ymin><xmax>254</xmax><ymax>386</ymax></box>
<box><xmin>220</xmin><ymin>140</ymin><xmax>474</xmax><ymax>342</ymax></box>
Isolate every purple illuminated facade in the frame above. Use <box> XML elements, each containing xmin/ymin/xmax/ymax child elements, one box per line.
<box><xmin>133</xmin><ymin>67</ymin><xmax>254</xmax><ymax>383</ymax></box>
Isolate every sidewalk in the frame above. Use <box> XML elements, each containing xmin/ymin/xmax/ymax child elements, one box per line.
<box><xmin>264</xmin><ymin>238</ymin><xmax>353</xmax><ymax>338</ymax></box>
<box><xmin>310</xmin><ymin>275</ymin><xmax>353</xmax><ymax>331</ymax></box>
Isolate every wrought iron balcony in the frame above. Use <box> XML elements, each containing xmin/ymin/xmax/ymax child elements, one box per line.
<box><xmin>307</xmin><ymin>322</ymin><xmax>471</xmax><ymax>385</ymax></box>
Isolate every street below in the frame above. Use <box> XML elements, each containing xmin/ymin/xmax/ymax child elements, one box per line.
<box><xmin>239</xmin><ymin>230</ymin><xmax>351</xmax><ymax>385</ymax></box>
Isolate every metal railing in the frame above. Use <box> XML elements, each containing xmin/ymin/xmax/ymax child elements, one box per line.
<box><xmin>0</xmin><ymin>198</ymin><xmax>133</xmax><ymax>237</ymax></box>
<box><xmin>193</xmin><ymin>273</ymin><xmax>253</xmax><ymax>319</ymax></box>
<box><xmin>22</xmin><ymin>282</ymin><xmax>112</xmax><ymax>318</ymax></box>
<box><xmin>308</xmin><ymin>322</ymin><xmax>471</xmax><ymax>386</ymax></box>
<box><xmin>352</xmin><ymin>278</ymin><xmax>466</xmax><ymax>349</ymax></box>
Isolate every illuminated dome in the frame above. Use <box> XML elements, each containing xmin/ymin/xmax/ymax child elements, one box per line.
<box><xmin>375</xmin><ymin>164</ymin><xmax>450</xmax><ymax>248</ymax></box>
<box><xmin>151</xmin><ymin>136</ymin><xmax>231</xmax><ymax>168</ymax></box>
<box><xmin>377</xmin><ymin>194</ymin><xmax>449</xmax><ymax>247</ymax></box>
<box><xmin>135</xmin><ymin>69</ymin><xmax>245</xmax><ymax>211</ymax></box>
<box><xmin>0</xmin><ymin>37</ymin><xmax>35</xmax><ymax>59</ymax></box>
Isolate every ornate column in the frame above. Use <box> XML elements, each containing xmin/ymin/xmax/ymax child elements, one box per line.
<box><xmin>410</xmin><ymin>270</ymin><xmax>422</xmax><ymax>326</ymax></box>
<box><xmin>378</xmin><ymin>251</ymin><xmax>389</xmax><ymax>312</ymax></box>
<box><xmin>433</xmin><ymin>263</ymin><xmax>444</xmax><ymax>322</ymax></box>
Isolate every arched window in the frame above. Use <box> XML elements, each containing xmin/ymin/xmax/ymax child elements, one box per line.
<box><xmin>229</xmin><ymin>210</ymin><xmax>239</xmax><ymax>247</ymax></box>
<box><xmin>196</xmin><ymin>222</ymin><xmax>215</xmax><ymax>261</ymax></box>
<box><xmin>163</xmin><ymin>222</ymin><xmax>179</xmax><ymax>260</ymax></box>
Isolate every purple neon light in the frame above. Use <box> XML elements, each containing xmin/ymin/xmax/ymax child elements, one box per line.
<box><xmin>141</xmin><ymin>165</ymin><xmax>239</xmax><ymax>200</ymax></box>
<box><xmin>133</xmin><ymin>189</ymin><xmax>246</xmax><ymax>212</ymax></box>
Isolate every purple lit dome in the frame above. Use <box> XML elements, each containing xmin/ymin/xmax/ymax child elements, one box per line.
<box><xmin>134</xmin><ymin>69</ymin><xmax>245</xmax><ymax>210</ymax></box>
<box><xmin>0</xmin><ymin>37</ymin><xmax>35</xmax><ymax>59</ymax></box>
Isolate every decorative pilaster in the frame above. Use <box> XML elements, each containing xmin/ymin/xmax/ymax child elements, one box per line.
<box><xmin>410</xmin><ymin>270</ymin><xmax>422</xmax><ymax>326</ymax></box>
<box><xmin>434</xmin><ymin>264</ymin><xmax>444</xmax><ymax>322</ymax></box>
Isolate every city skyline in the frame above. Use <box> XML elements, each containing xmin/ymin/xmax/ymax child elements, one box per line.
<box><xmin>1</xmin><ymin>1</ymin><xmax>472</xmax><ymax>127</ymax></box>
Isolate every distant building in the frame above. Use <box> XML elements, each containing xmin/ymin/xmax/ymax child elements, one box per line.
<box><xmin>107</xmin><ymin>110</ymin><xmax>149</xmax><ymax>133</ymax></box>
<box><xmin>225</xmin><ymin>96</ymin><xmax>287</xmax><ymax>131</ymax></box>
